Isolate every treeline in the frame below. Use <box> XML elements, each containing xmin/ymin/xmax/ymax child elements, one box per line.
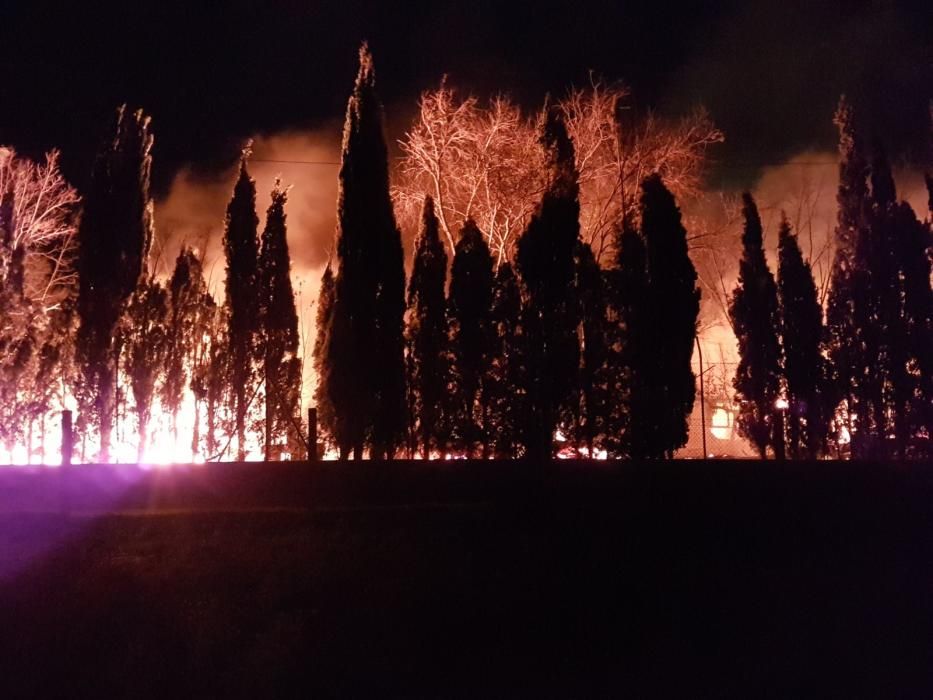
<box><xmin>313</xmin><ymin>46</ymin><xmax>700</xmax><ymax>460</ymax></box>
<box><xmin>314</xmin><ymin>49</ymin><xmax>933</xmax><ymax>460</ymax></box>
<box><xmin>0</xmin><ymin>45</ymin><xmax>930</xmax><ymax>462</ymax></box>
<box><xmin>73</xmin><ymin>107</ymin><xmax>303</xmax><ymax>463</ymax></box>
<box><xmin>0</xmin><ymin>108</ymin><xmax>304</xmax><ymax>462</ymax></box>
<box><xmin>730</xmin><ymin>99</ymin><xmax>933</xmax><ymax>460</ymax></box>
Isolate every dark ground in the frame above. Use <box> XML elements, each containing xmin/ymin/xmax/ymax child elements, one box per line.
<box><xmin>0</xmin><ymin>460</ymin><xmax>931</xmax><ymax>698</ymax></box>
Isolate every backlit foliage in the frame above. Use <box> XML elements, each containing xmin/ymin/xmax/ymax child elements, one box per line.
<box><xmin>396</xmin><ymin>80</ymin><xmax>722</xmax><ymax>266</ymax></box>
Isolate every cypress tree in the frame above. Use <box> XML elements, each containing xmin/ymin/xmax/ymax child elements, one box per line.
<box><xmin>75</xmin><ymin>105</ymin><xmax>154</xmax><ymax>462</ymax></box>
<box><xmin>923</xmin><ymin>173</ymin><xmax>933</xmax><ymax>214</ymax></box>
<box><xmin>730</xmin><ymin>193</ymin><xmax>782</xmax><ymax>458</ymax></box>
<box><xmin>163</xmin><ymin>247</ymin><xmax>211</xmax><ymax>449</ymax></box>
<box><xmin>571</xmin><ymin>239</ymin><xmax>609</xmax><ymax>456</ymax></box>
<box><xmin>202</xmin><ymin>305</ymin><xmax>229</xmax><ymax>459</ymax></box>
<box><xmin>610</xmin><ymin>224</ymin><xmax>650</xmax><ymax>458</ymax></box>
<box><xmin>867</xmin><ymin>145</ymin><xmax>911</xmax><ymax>458</ymax></box>
<box><xmin>640</xmin><ymin>174</ymin><xmax>700</xmax><ymax>458</ymax></box>
<box><xmin>312</xmin><ymin>264</ymin><xmax>336</xmax><ymax>455</ymax></box>
<box><xmin>448</xmin><ymin>219</ymin><xmax>494</xmax><ymax>456</ymax></box>
<box><xmin>516</xmin><ymin>108</ymin><xmax>581</xmax><ymax>460</ymax></box>
<box><xmin>892</xmin><ymin>200</ymin><xmax>933</xmax><ymax>457</ymax></box>
<box><xmin>486</xmin><ymin>261</ymin><xmax>526</xmax><ymax>457</ymax></box>
<box><xmin>371</xmin><ymin>176</ymin><xmax>408</xmax><ymax>460</ymax></box>
<box><xmin>890</xmin><ymin>191</ymin><xmax>933</xmax><ymax>458</ymax></box>
<box><xmin>325</xmin><ymin>44</ymin><xmax>406</xmax><ymax>459</ymax></box>
<box><xmin>120</xmin><ymin>277</ymin><xmax>169</xmax><ymax>463</ymax></box>
<box><xmin>405</xmin><ymin>196</ymin><xmax>448</xmax><ymax>458</ymax></box>
<box><xmin>258</xmin><ymin>180</ymin><xmax>301</xmax><ymax>459</ymax></box>
<box><xmin>777</xmin><ymin>216</ymin><xmax>831</xmax><ymax>459</ymax></box>
<box><xmin>222</xmin><ymin>156</ymin><xmax>260</xmax><ymax>461</ymax></box>
<box><xmin>826</xmin><ymin>97</ymin><xmax>872</xmax><ymax>456</ymax></box>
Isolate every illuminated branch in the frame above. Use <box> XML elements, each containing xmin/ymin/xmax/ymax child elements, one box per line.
<box><xmin>396</xmin><ymin>84</ymin><xmax>544</xmax><ymax>263</ymax></box>
<box><xmin>396</xmin><ymin>80</ymin><xmax>722</xmax><ymax>267</ymax></box>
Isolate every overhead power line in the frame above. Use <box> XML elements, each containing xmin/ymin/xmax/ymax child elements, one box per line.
<box><xmin>250</xmin><ymin>157</ymin><xmax>848</xmax><ymax>169</ymax></box>
<box><xmin>251</xmin><ymin>158</ymin><xmax>340</xmax><ymax>165</ymax></box>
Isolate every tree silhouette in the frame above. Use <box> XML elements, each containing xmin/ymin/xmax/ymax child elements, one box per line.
<box><xmin>610</xmin><ymin>223</ymin><xmax>650</xmax><ymax>458</ymax></box>
<box><xmin>448</xmin><ymin>219</ymin><xmax>494</xmax><ymax>456</ymax></box>
<box><xmin>163</xmin><ymin>248</ymin><xmax>212</xmax><ymax>453</ymax></box>
<box><xmin>893</xmin><ymin>200</ymin><xmax>933</xmax><ymax>456</ymax></box>
<box><xmin>866</xmin><ymin>145</ymin><xmax>910</xmax><ymax>458</ymax></box>
<box><xmin>75</xmin><ymin>106</ymin><xmax>153</xmax><ymax>462</ymax></box>
<box><xmin>222</xmin><ymin>156</ymin><xmax>260</xmax><ymax>460</ymax></box>
<box><xmin>777</xmin><ymin>217</ymin><xmax>831</xmax><ymax>459</ymax></box>
<box><xmin>120</xmin><ymin>277</ymin><xmax>169</xmax><ymax>462</ymax></box>
<box><xmin>312</xmin><ymin>264</ymin><xmax>336</xmax><ymax>456</ymax></box>
<box><xmin>258</xmin><ymin>180</ymin><xmax>301</xmax><ymax>459</ymax></box>
<box><xmin>486</xmin><ymin>261</ymin><xmax>526</xmax><ymax>457</ymax></box>
<box><xmin>405</xmin><ymin>196</ymin><xmax>448</xmax><ymax>458</ymax></box>
<box><xmin>200</xmin><ymin>305</ymin><xmax>229</xmax><ymax>460</ymax></box>
<box><xmin>516</xmin><ymin>108</ymin><xmax>581</xmax><ymax>460</ymax></box>
<box><xmin>326</xmin><ymin>44</ymin><xmax>406</xmax><ymax>459</ymax></box>
<box><xmin>570</xmin><ymin>239</ymin><xmax>609</xmax><ymax>456</ymax></box>
<box><xmin>640</xmin><ymin>174</ymin><xmax>699</xmax><ymax>458</ymax></box>
<box><xmin>826</xmin><ymin>97</ymin><xmax>871</xmax><ymax>456</ymax></box>
<box><xmin>730</xmin><ymin>193</ymin><xmax>782</xmax><ymax>458</ymax></box>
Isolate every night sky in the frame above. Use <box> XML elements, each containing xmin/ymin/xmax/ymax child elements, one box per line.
<box><xmin>0</xmin><ymin>0</ymin><xmax>929</xmax><ymax>194</ymax></box>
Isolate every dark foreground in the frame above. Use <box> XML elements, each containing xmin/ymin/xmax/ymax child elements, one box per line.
<box><xmin>0</xmin><ymin>460</ymin><xmax>932</xmax><ymax>698</ymax></box>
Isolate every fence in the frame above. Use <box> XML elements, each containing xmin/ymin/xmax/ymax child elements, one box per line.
<box><xmin>676</xmin><ymin>360</ymin><xmax>756</xmax><ymax>459</ymax></box>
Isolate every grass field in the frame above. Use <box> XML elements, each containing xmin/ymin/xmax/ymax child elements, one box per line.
<box><xmin>0</xmin><ymin>460</ymin><xmax>931</xmax><ymax>697</ymax></box>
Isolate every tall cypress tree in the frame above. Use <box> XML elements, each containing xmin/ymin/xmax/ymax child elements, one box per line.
<box><xmin>641</xmin><ymin>175</ymin><xmax>700</xmax><ymax>458</ymax></box>
<box><xmin>730</xmin><ymin>193</ymin><xmax>782</xmax><ymax>458</ymax></box>
<box><xmin>516</xmin><ymin>108</ymin><xmax>581</xmax><ymax>460</ymax></box>
<box><xmin>312</xmin><ymin>264</ymin><xmax>336</xmax><ymax>455</ymax></box>
<box><xmin>826</xmin><ymin>97</ymin><xmax>872</xmax><ymax>456</ymax></box>
<box><xmin>894</xmin><ymin>200</ymin><xmax>933</xmax><ymax>456</ymax></box>
<box><xmin>448</xmin><ymin>219</ymin><xmax>494</xmax><ymax>456</ymax></box>
<box><xmin>571</xmin><ymin>239</ymin><xmax>609</xmax><ymax>456</ymax></box>
<box><xmin>76</xmin><ymin>105</ymin><xmax>154</xmax><ymax>462</ymax></box>
<box><xmin>610</xmin><ymin>224</ymin><xmax>650</xmax><ymax>458</ymax></box>
<box><xmin>486</xmin><ymin>261</ymin><xmax>526</xmax><ymax>457</ymax></box>
<box><xmin>163</xmin><ymin>247</ymin><xmax>212</xmax><ymax>450</ymax></box>
<box><xmin>371</xmin><ymin>174</ymin><xmax>408</xmax><ymax>460</ymax></box>
<box><xmin>325</xmin><ymin>44</ymin><xmax>406</xmax><ymax>459</ymax></box>
<box><xmin>258</xmin><ymin>180</ymin><xmax>301</xmax><ymax>459</ymax></box>
<box><xmin>405</xmin><ymin>196</ymin><xmax>448</xmax><ymax>458</ymax></box>
<box><xmin>202</xmin><ymin>305</ymin><xmax>230</xmax><ymax>460</ymax></box>
<box><xmin>222</xmin><ymin>155</ymin><xmax>260</xmax><ymax>461</ymax></box>
<box><xmin>120</xmin><ymin>277</ymin><xmax>169</xmax><ymax>462</ymax></box>
<box><xmin>867</xmin><ymin>145</ymin><xmax>911</xmax><ymax>457</ymax></box>
<box><xmin>777</xmin><ymin>217</ymin><xmax>831</xmax><ymax>459</ymax></box>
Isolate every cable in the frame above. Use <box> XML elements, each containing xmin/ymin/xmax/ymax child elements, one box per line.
<box><xmin>251</xmin><ymin>158</ymin><xmax>340</xmax><ymax>165</ymax></box>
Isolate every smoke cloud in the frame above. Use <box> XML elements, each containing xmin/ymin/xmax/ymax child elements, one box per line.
<box><xmin>153</xmin><ymin>127</ymin><xmax>343</xmax><ymax>408</ymax></box>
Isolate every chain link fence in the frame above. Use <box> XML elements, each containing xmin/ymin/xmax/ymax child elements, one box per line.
<box><xmin>676</xmin><ymin>360</ymin><xmax>756</xmax><ymax>459</ymax></box>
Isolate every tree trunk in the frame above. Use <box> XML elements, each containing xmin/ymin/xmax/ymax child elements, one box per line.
<box><xmin>264</xmin><ymin>386</ymin><xmax>274</xmax><ymax>462</ymax></box>
<box><xmin>137</xmin><ymin>408</ymin><xmax>148</xmax><ymax>463</ymax></box>
<box><xmin>206</xmin><ymin>400</ymin><xmax>216</xmax><ymax>459</ymax></box>
<box><xmin>192</xmin><ymin>399</ymin><xmax>201</xmax><ymax>461</ymax></box>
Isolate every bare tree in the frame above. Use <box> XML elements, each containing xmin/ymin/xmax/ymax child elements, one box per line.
<box><xmin>396</xmin><ymin>83</ymin><xmax>544</xmax><ymax>264</ymax></box>
<box><xmin>561</xmin><ymin>79</ymin><xmax>723</xmax><ymax>263</ymax></box>
<box><xmin>0</xmin><ymin>148</ymin><xmax>79</xmax><ymax>461</ymax></box>
<box><xmin>0</xmin><ymin>148</ymin><xmax>80</xmax><ymax>306</ymax></box>
<box><xmin>396</xmin><ymin>80</ymin><xmax>723</xmax><ymax>267</ymax></box>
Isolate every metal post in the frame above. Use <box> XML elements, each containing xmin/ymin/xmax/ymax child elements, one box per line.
<box><xmin>307</xmin><ymin>407</ymin><xmax>318</xmax><ymax>463</ymax></box>
<box><xmin>695</xmin><ymin>336</ymin><xmax>707</xmax><ymax>458</ymax></box>
<box><xmin>773</xmin><ymin>403</ymin><xmax>787</xmax><ymax>461</ymax></box>
<box><xmin>61</xmin><ymin>410</ymin><xmax>73</xmax><ymax>467</ymax></box>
